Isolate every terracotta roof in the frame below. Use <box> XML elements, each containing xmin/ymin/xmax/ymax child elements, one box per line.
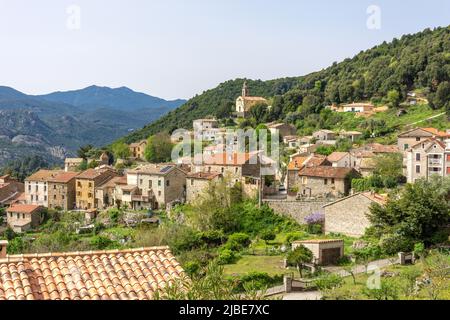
<box><xmin>25</xmin><ymin>170</ymin><xmax>64</xmax><ymax>182</ymax></box>
<box><xmin>327</xmin><ymin>152</ymin><xmax>349</xmax><ymax>163</ymax></box>
<box><xmin>0</xmin><ymin>247</ymin><xmax>185</xmax><ymax>300</ymax></box>
<box><xmin>64</xmin><ymin>158</ymin><xmax>83</xmax><ymax>163</ymax></box>
<box><xmin>242</xmin><ymin>96</ymin><xmax>267</xmax><ymax>102</ymax></box>
<box><xmin>97</xmin><ymin>176</ymin><xmax>127</xmax><ymax>189</ymax></box>
<box><xmin>76</xmin><ymin>168</ymin><xmax>114</xmax><ymax>180</ymax></box>
<box><xmin>48</xmin><ymin>172</ymin><xmax>79</xmax><ymax>184</ymax></box>
<box><xmin>288</xmin><ymin>156</ymin><xmax>309</xmax><ymax>170</ymax></box>
<box><xmin>299</xmin><ymin>166</ymin><xmax>355</xmax><ymax>179</ymax></box>
<box><xmin>305</xmin><ymin>155</ymin><xmax>329</xmax><ymax>167</ymax></box>
<box><xmin>187</xmin><ymin>172</ymin><xmax>221</xmax><ymax>180</ymax></box>
<box><xmin>422</xmin><ymin>127</ymin><xmax>450</xmax><ymax>138</ymax></box>
<box><xmin>409</xmin><ymin>137</ymin><xmax>446</xmax><ymax>151</ymax></box>
<box><xmin>127</xmin><ymin>164</ymin><xmax>177</xmax><ymax>176</ymax></box>
<box><xmin>129</xmin><ymin>140</ymin><xmax>148</xmax><ymax>148</ymax></box>
<box><xmin>7</xmin><ymin>204</ymin><xmax>42</xmax><ymax>215</ymax></box>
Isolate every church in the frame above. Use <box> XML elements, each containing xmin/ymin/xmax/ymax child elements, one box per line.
<box><xmin>236</xmin><ymin>82</ymin><xmax>269</xmax><ymax>118</ymax></box>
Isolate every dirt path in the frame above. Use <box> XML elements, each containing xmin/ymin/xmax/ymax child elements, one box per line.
<box><xmin>406</xmin><ymin>112</ymin><xmax>446</xmax><ymax>127</ymax></box>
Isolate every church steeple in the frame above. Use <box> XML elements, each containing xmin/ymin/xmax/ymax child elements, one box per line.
<box><xmin>242</xmin><ymin>81</ymin><xmax>249</xmax><ymax>97</ymax></box>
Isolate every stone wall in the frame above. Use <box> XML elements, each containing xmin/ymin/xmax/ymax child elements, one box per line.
<box><xmin>264</xmin><ymin>199</ymin><xmax>331</xmax><ymax>224</ymax></box>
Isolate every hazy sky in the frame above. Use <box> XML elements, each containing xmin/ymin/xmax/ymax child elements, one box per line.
<box><xmin>0</xmin><ymin>0</ymin><xmax>449</xmax><ymax>100</ymax></box>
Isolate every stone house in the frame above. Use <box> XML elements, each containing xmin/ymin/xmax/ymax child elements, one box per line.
<box><xmin>47</xmin><ymin>172</ymin><xmax>79</xmax><ymax>211</ymax></box>
<box><xmin>129</xmin><ymin>140</ymin><xmax>148</xmax><ymax>160</ymax></box>
<box><xmin>267</xmin><ymin>122</ymin><xmax>297</xmax><ymax>139</ymax></box>
<box><xmin>125</xmin><ymin>164</ymin><xmax>187</xmax><ymax>210</ymax></box>
<box><xmin>298</xmin><ymin>166</ymin><xmax>359</xmax><ymax>198</ymax></box>
<box><xmin>75</xmin><ymin>168</ymin><xmax>119</xmax><ymax>210</ymax></box>
<box><xmin>324</xmin><ymin>192</ymin><xmax>386</xmax><ymax>237</ymax></box>
<box><xmin>313</xmin><ymin>130</ymin><xmax>336</xmax><ymax>142</ymax></box>
<box><xmin>6</xmin><ymin>204</ymin><xmax>43</xmax><ymax>233</ymax></box>
<box><xmin>95</xmin><ymin>176</ymin><xmax>127</xmax><ymax>209</ymax></box>
<box><xmin>342</xmin><ymin>103</ymin><xmax>374</xmax><ymax>113</ymax></box>
<box><xmin>64</xmin><ymin>158</ymin><xmax>84</xmax><ymax>172</ymax></box>
<box><xmin>292</xmin><ymin>239</ymin><xmax>344</xmax><ymax>266</ymax></box>
<box><xmin>25</xmin><ymin>170</ymin><xmax>64</xmax><ymax>208</ymax></box>
<box><xmin>186</xmin><ymin>172</ymin><xmax>222</xmax><ymax>204</ymax></box>
<box><xmin>327</xmin><ymin>152</ymin><xmax>354</xmax><ymax>168</ymax></box>
<box><xmin>339</xmin><ymin>130</ymin><xmax>363</xmax><ymax>142</ymax></box>
<box><xmin>405</xmin><ymin>138</ymin><xmax>450</xmax><ymax>183</ymax></box>
<box><xmin>0</xmin><ymin>175</ymin><xmax>24</xmax><ymax>207</ymax></box>
<box><xmin>397</xmin><ymin>127</ymin><xmax>449</xmax><ymax>152</ymax></box>
<box><xmin>286</xmin><ymin>155</ymin><xmax>330</xmax><ymax>193</ymax></box>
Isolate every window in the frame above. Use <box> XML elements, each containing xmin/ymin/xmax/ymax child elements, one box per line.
<box><xmin>44</xmin><ymin>196</ymin><xmax>47</xmax><ymax>201</ymax></box>
<box><xmin>36</xmin><ymin>196</ymin><xmax>39</xmax><ymax>201</ymax></box>
<box><xmin>404</xmin><ymin>144</ymin><xmax>409</xmax><ymax>150</ymax></box>
<box><xmin>166</xmin><ymin>180</ymin><xmax>170</xmax><ymax>187</ymax></box>
<box><xmin>140</xmin><ymin>179</ymin><xmax>143</xmax><ymax>185</ymax></box>
<box><xmin>324</xmin><ymin>179</ymin><xmax>328</xmax><ymax>185</ymax></box>
<box><xmin>191</xmin><ymin>179</ymin><xmax>194</xmax><ymax>186</ymax></box>
<box><xmin>88</xmin><ymin>183</ymin><xmax>92</xmax><ymax>188</ymax></box>
<box><xmin>158</xmin><ymin>180</ymin><xmax>162</xmax><ymax>187</ymax></box>
<box><xmin>54</xmin><ymin>195</ymin><xmax>57</xmax><ymax>200</ymax></box>
<box><xmin>31</xmin><ymin>195</ymin><xmax>34</xmax><ymax>201</ymax></box>
<box><xmin>149</xmin><ymin>180</ymin><xmax>153</xmax><ymax>188</ymax></box>
<box><xmin>22</xmin><ymin>214</ymin><xmax>25</xmax><ymax>219</ymax></box>
<box><xmin>416</xmin><ymin>153</ymin><xmax>421</xmax><ymax>161</ymax></box>
<box><xmin>158</xmin><ymin>191</ymin><xmax>162</xmax><ymax>197</ymax></box>
<box><xmin>88</xmin><ymin>193</ymin><xmax>92</xmax><ymax>198</ymax></box>
<box><xmin>54</xmin><ymin>185</ymin><xmax>56</xmax><ymax>189</ymax></box>
<box><xmin>416</xmin><ymin>137</ymin><xmax>421</xmax><ymax>142</ymax></box>
<box><xmin>28</xmin><ymin>185</ymin><xmax>31</xmax><ymax>192</ymax></box>
<box><xmin>416</xmin><ymin>165</ymin><xmax>421</xmax><ymax>174</ymax></box>
<box><xmin>331</xmin><ymin>178</ymin><xmax>335</xmax><ymax>184</ymax></box>
<box><xmin>62</xmin><ymin>195</ymin><xmax>65</xmax><ymax>200</ymax></box>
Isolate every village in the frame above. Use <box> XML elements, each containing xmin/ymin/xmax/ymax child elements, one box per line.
<box><xmin>0</xmin><ymin>83</ymin><xmax>449</xmax><ymax>300</ymax></box>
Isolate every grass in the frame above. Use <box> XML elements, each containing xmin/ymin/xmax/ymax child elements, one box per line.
<box><xmin>223</xmin><ymin>255</ymin><xmax>293</xmax><ymax>277</ymax></box>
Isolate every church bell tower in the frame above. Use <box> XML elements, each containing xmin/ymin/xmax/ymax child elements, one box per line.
<box><xmin>242</xmin><ymin>81</ymin><xmax>249</xmax><ymax>97</ymax></box>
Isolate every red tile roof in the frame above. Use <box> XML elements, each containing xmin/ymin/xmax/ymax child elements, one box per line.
<box><xmin>7</xmin><ymin>204</ymin><xmax>42</xmax><ymax>215</ymax></box>
<box><xmin>48</xmin><ymin>172</ymin><xmax>79</xmax><ymax>184</ymax></box>
<box><xmin>0</xmin><ymin>247</ymin><xmax>185</xmax><ymax>300</ymax></box>
<box><xmin>327</xmin><ymin>152</ymin><xmax>349</xmax><ymax>163</ymax></box>
<box><xmin>299</xmin><ymin>166</ymin><xmax>355</xmax><ymax>179</ymax></box>
<box><xmin>25</xmin><ymin>170</ymin><xmax>64</xmax><ymax>182</ymax></box>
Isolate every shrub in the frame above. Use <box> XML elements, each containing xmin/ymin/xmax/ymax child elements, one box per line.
<box><xmin>217</xmin><ymin>249</ymin><xmax>238</xmax><ymax>265</ymax></box>
<box><xmin>260</xmin><ymin>230</ymin><xmax>276</xmax><ymax>243</ymax></box>
<box><xmin>304</xmin><ymin>212</ymin><xmax>325</xmax><ymax>225</ymax></box>
<box><xmin>184</xmin><ymin>261</ymin><xmax>201</xmax><ymax>276</ymax></box>
<box><xmin>197</xmin><ymin>230</ymin><xmax>227</xmax><ymax>247</ymax></box>
<box><xmin>108</xmin><ymin>209</ymin><xmax>122</xmax><ymax>224</ymax></box>
<box><xmin>314</xmin><ymin>273</ymin><xmax>344</xmax><ymax>291</ymax></box>
<box><xmin>225</xmin><ymin>233</ymin><xmax>251</xmax><ymax>251</ymax></box>
<box><xmin>90</xmin><ymin>235</ymin><xmax>115</xmax><ymax>250</ymax></box>
<box><xmin>285</xmin><ymin>232</ymin><xmax>306</xmax><ymax>245</ymax></box>
<box><xmin>379</xmin><ymin>233</ymin><xmax>414</xmax><ymax>255</ymax></box>
<box><xmin>235</xmin><ymin>272</ymin><xmax>283</xmax><ymax>292</ymax></box>
<box><xmin>307</xmin><ymin>223</ymin><xmax>323</xmax><ymax>235</ymax></box>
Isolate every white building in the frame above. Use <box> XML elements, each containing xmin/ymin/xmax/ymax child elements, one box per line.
<box><xmin>25</xmin><ymin>170</ymin><xmax>63</xmax><ymax>207</ymax></box>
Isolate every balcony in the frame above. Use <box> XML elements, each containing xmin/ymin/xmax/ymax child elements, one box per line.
<box><xmin>428</xmin><ymin>158</ymin><xmax>443</xmax><ymax>167</ymax></box>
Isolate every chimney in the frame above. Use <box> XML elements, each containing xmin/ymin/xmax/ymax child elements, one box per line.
<box><xmin>0</xmin><ymin>240</ymin><xmax>8</xmax><ymax>259</ymax></box>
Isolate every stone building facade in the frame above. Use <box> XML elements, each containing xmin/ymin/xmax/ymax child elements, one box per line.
<box><xmin>75</xmin><ymin>168</ymin><xmax>118</xmax><ymax>210</ymax></box>
<box><xmin>186</xmin><ymin>172</ymin><xmax>221</xmax><ymax>204</ymax></box>
<box><xmin>298</xmin><ymin>167</ymin><xmax>358</xmax><ymax>198</ymax></box>
<box><xmin>47</xmin><ymin>172</ymin><xmax>79</xmax><ymax>211</ymax></box>
<box><xmin>324</xmin><ymin>192</ymin><xmax>386</xmax><ymax>237</ymax></box>
<box><xmin>25</xmin><ymin>170</ymin><xmax>63</xmax><ymax>207</ymax></box>
<box><xmin>6</xmin><ymin>204</ymin><xmax>43</xmax><ymax>233</ymax></box>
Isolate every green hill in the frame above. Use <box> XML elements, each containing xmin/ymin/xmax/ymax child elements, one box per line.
<box><xmin>121</xmin><ymin>26</ymin><xmax>450</xmax><ymax>144</ymax></box>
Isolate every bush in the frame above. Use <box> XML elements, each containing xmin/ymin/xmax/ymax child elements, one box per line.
<box><xmin>285</xmin><ymin>232</ymin><xmax>306</xmax><ymax>245</ymax></box>
<box><xmin>217</xmin><ymin>249</ymin><xmax>238</xmax><ymax>265</ymax></box>
<box><xmin>90</xmin><ymin>235</ymin><xmax>115</xmax><ymax>250</ymax></box>
<box><xmin>184</xmin><ymin>261</ymin><xmax>201</xmax><ymax>276</ymax></box>
<box><xmin>314</xmin><ymin>273</ymin><xmax>344</xmax><ymax>291</ymax></box>
<box><xmin>197</xmin><ymin>230</ymin><xmax>227</xmax><ymax>247</ymax></box>
<box><xmin>108</xmin><ymin>209</ymin><xmax>122</xmax><ymax>224</ymax></box>
<box><xmin>307</xmin><ymin>223</ymin><xmax>323</xmax><ymax>235</ymax></box>
<box><xmin>225</xmin><ymin>233</ymin><xmax>251</xmax><ymax>251</ymax></box>
<box><xmin>235</xmin><ymin>272</ymin><xmax>283</xmax><ymax>292</ymax></box>
<box><xmin>260</xmin><ymin>230</ymin><xmax>276</xmax><ymax>243</ymax></box>
<box><xmin>379</xmin><ymin>233</ymin><xmax>414</xmax><ymax>255</ymax></box>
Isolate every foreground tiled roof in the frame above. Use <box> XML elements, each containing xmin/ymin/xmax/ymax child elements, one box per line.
<box><xmin>0</xmin><ymin>247</ymin><xmax>185</xmax><ymax>300</ymax></box>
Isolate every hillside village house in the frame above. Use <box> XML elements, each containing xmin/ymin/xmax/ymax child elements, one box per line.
<box><xmin>236</xmin><ymin>82</ymin><xmax>269</xmax><ymax>118</ymax></box>
<box><xmin>342</xmin><ymin>102</ymin><xmax>374</xmax><ymax>113</ymax></box>
<box><xmin>25</xmin><ymin>170</ymin><xmax>64</xmax><ymax>207</ymax></box>
<box><xmin>339</xmin><ymin>130</ymin><xmax>363</xmax><ymax>142</ymax></box>
<box><xmin>95</xmin><ymin>176</ymin><xmax>127</xmax><ymax>209</ymax></box>
<box><xmin>75</xmin><ymin>167</ymin><xmax>119</xmax><ymax>210</ymax></box>
<box><xmin>350</xmin><ymin>143</ymin><xmax>400</xmax><ymax>177</ymax></box>
<box><xmin>293</xmin><ymin>239</ymin><xmax>344</xmax><ymax>266</ymax></box>
<box><xmin>125</xmin><ymin>164</ymin><xmax>187</xmax><ymax>210</ymax></box>
<box><xmin>286</xmin><ymin>155</ymin><xmax>330</xmax><ymax>193</ymax></box>
<box><xmin>405</xmin><ymin>138</ymin><xmax>450</xmax><ymax>183</ymax></box>
<box><xmin>327</xmin><ymin>152</ymin><xmax>354</xmax><ymax>168</ymax></box>
<box><xmin>64</xmin><ymin>158</ymin><xmax>84</xmax><ymax>172</ymax></box>
<box><xmin>267</xmin><ymin>122</ymin><xmax>297</xmax><ymax>139</ymax></box>
<box><xmin>313</xmin><ymin>130</ymin><xmax>337</xmax><ymax>142</ymax></box>
<box><xmin>0</xmin><ymin>243</ymin><xmax>185</xmax><ymax>300</ymax></box>
<box><xmin>397</xmin><ymin>127</ymin><xmax>450</xmax><ymax>152</ymax></box>
<box><xmin>47</xmin><ymin>172</ymin><xmax>79</xmax><ymax>211</ymax></box>
<box><xmin>186</xmin><ymin>172</ymin><xmax>222</xmax><ymax>204</ymax></box>
<box><xmin>129</xmin><ymin>140</ymin><xmax>148</xmax><ymax>160</ymax></box>
<box><xmin>0</xmin><ymin>175</ymin><xmax>24</xmax><ymax>207</ymax></box>
<box><xmin>6</xmin><ymin>204</ymin><xmax>43</xmax><ymax>233</ymax></box>
<box><xmin>193</xmin><ymin>119</ymin><xmax>220</xmax><ymax>142</ymax></box>
<box><xmin>298</xmin><ymin>166</ymin><xmax>358</xmax><ymax>198</ymax></box>
<box><xmin>324</xmin><ymin>192</ymin><xmax>386</xmax><ymax>237</ymax></box>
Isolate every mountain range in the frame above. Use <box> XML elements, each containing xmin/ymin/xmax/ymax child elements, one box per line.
<box><xmin>0</xmin><ymin>86</ymin><xmax>185</xmax><ymax>167</ymax></box>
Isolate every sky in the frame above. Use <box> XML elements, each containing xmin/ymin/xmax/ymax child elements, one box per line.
<box><xmin>0</xmin><ymin>0</ymin><xmax>449</xmax><ymax>100</ymax></box>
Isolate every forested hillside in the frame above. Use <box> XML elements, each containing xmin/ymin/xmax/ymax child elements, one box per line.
<box><xmin>122</xmin><ymin>26</ymin><xmax>450</xmax><ymax>144</ymax></box>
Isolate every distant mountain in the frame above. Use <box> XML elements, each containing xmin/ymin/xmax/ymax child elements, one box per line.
<box><xmin>0</xmin><ymin>86</ymin><xmax>186</xmax><ymax>167</ymax></box>
<box><xmin>37</xmin><ymin>85</ymin><xmax>185</xmax><ymax>112</ymax></box>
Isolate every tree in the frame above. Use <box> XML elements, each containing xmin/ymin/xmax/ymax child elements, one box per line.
<box><xmin>112</xmin><ymin>142</ymin><xmax>131</xmax><ymax>160</ymax></box>
<box><xmin>287</xmin><ymin>245</ymin><xmax>314</xmax><ymax>278</ymax></box>
<box><xmin>216</xmin><ymin>100</ymin><xmax>234</xmax><ymax>119</ymax></box>
<box><xmin>387</xmin><ymin>89</ymin><xmax>401</xmax><ymax>108</ymax></box>
<box><xmin>77</xmin><ymin>145</ymin><xmax>94</xmax><ymax>160</ymax></box>
<box><xmin>368</xmin><ymin>177</ymin><xmax>450</xmax><ymax>243</ymax></box>
<box><xmin>363</xmin><ymin>279</ymin><xmax>399</xmax><ymax>300</ymax></box>
<box><xmin>249</xmin><ymin>103</ymin><xmax>269</xmax><ymax>124</ymax></box>
<box><xmin>144</xmin><ymin>133</ymin><xmax>174</xmax><ymax>163</ymax></box>
<box><xmin>372</xmin><ymin>153</ymin><xmax>404</xmax><ymax>180</ymax></box>
<box><xmin>430</xmin><ymin>81</ymin><xmax>450</xmax><ymax>111</ymax></box>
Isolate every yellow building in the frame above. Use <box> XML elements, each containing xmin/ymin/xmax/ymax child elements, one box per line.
<box><xmin>75</xmin><ymin>168</ymin><xmax>118</xmax><ymax>210</ymax></box>
<box><xmin>129</xmin><ymin>140</ymin><xmax>148</xmax><ymax>160</ymax></box>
